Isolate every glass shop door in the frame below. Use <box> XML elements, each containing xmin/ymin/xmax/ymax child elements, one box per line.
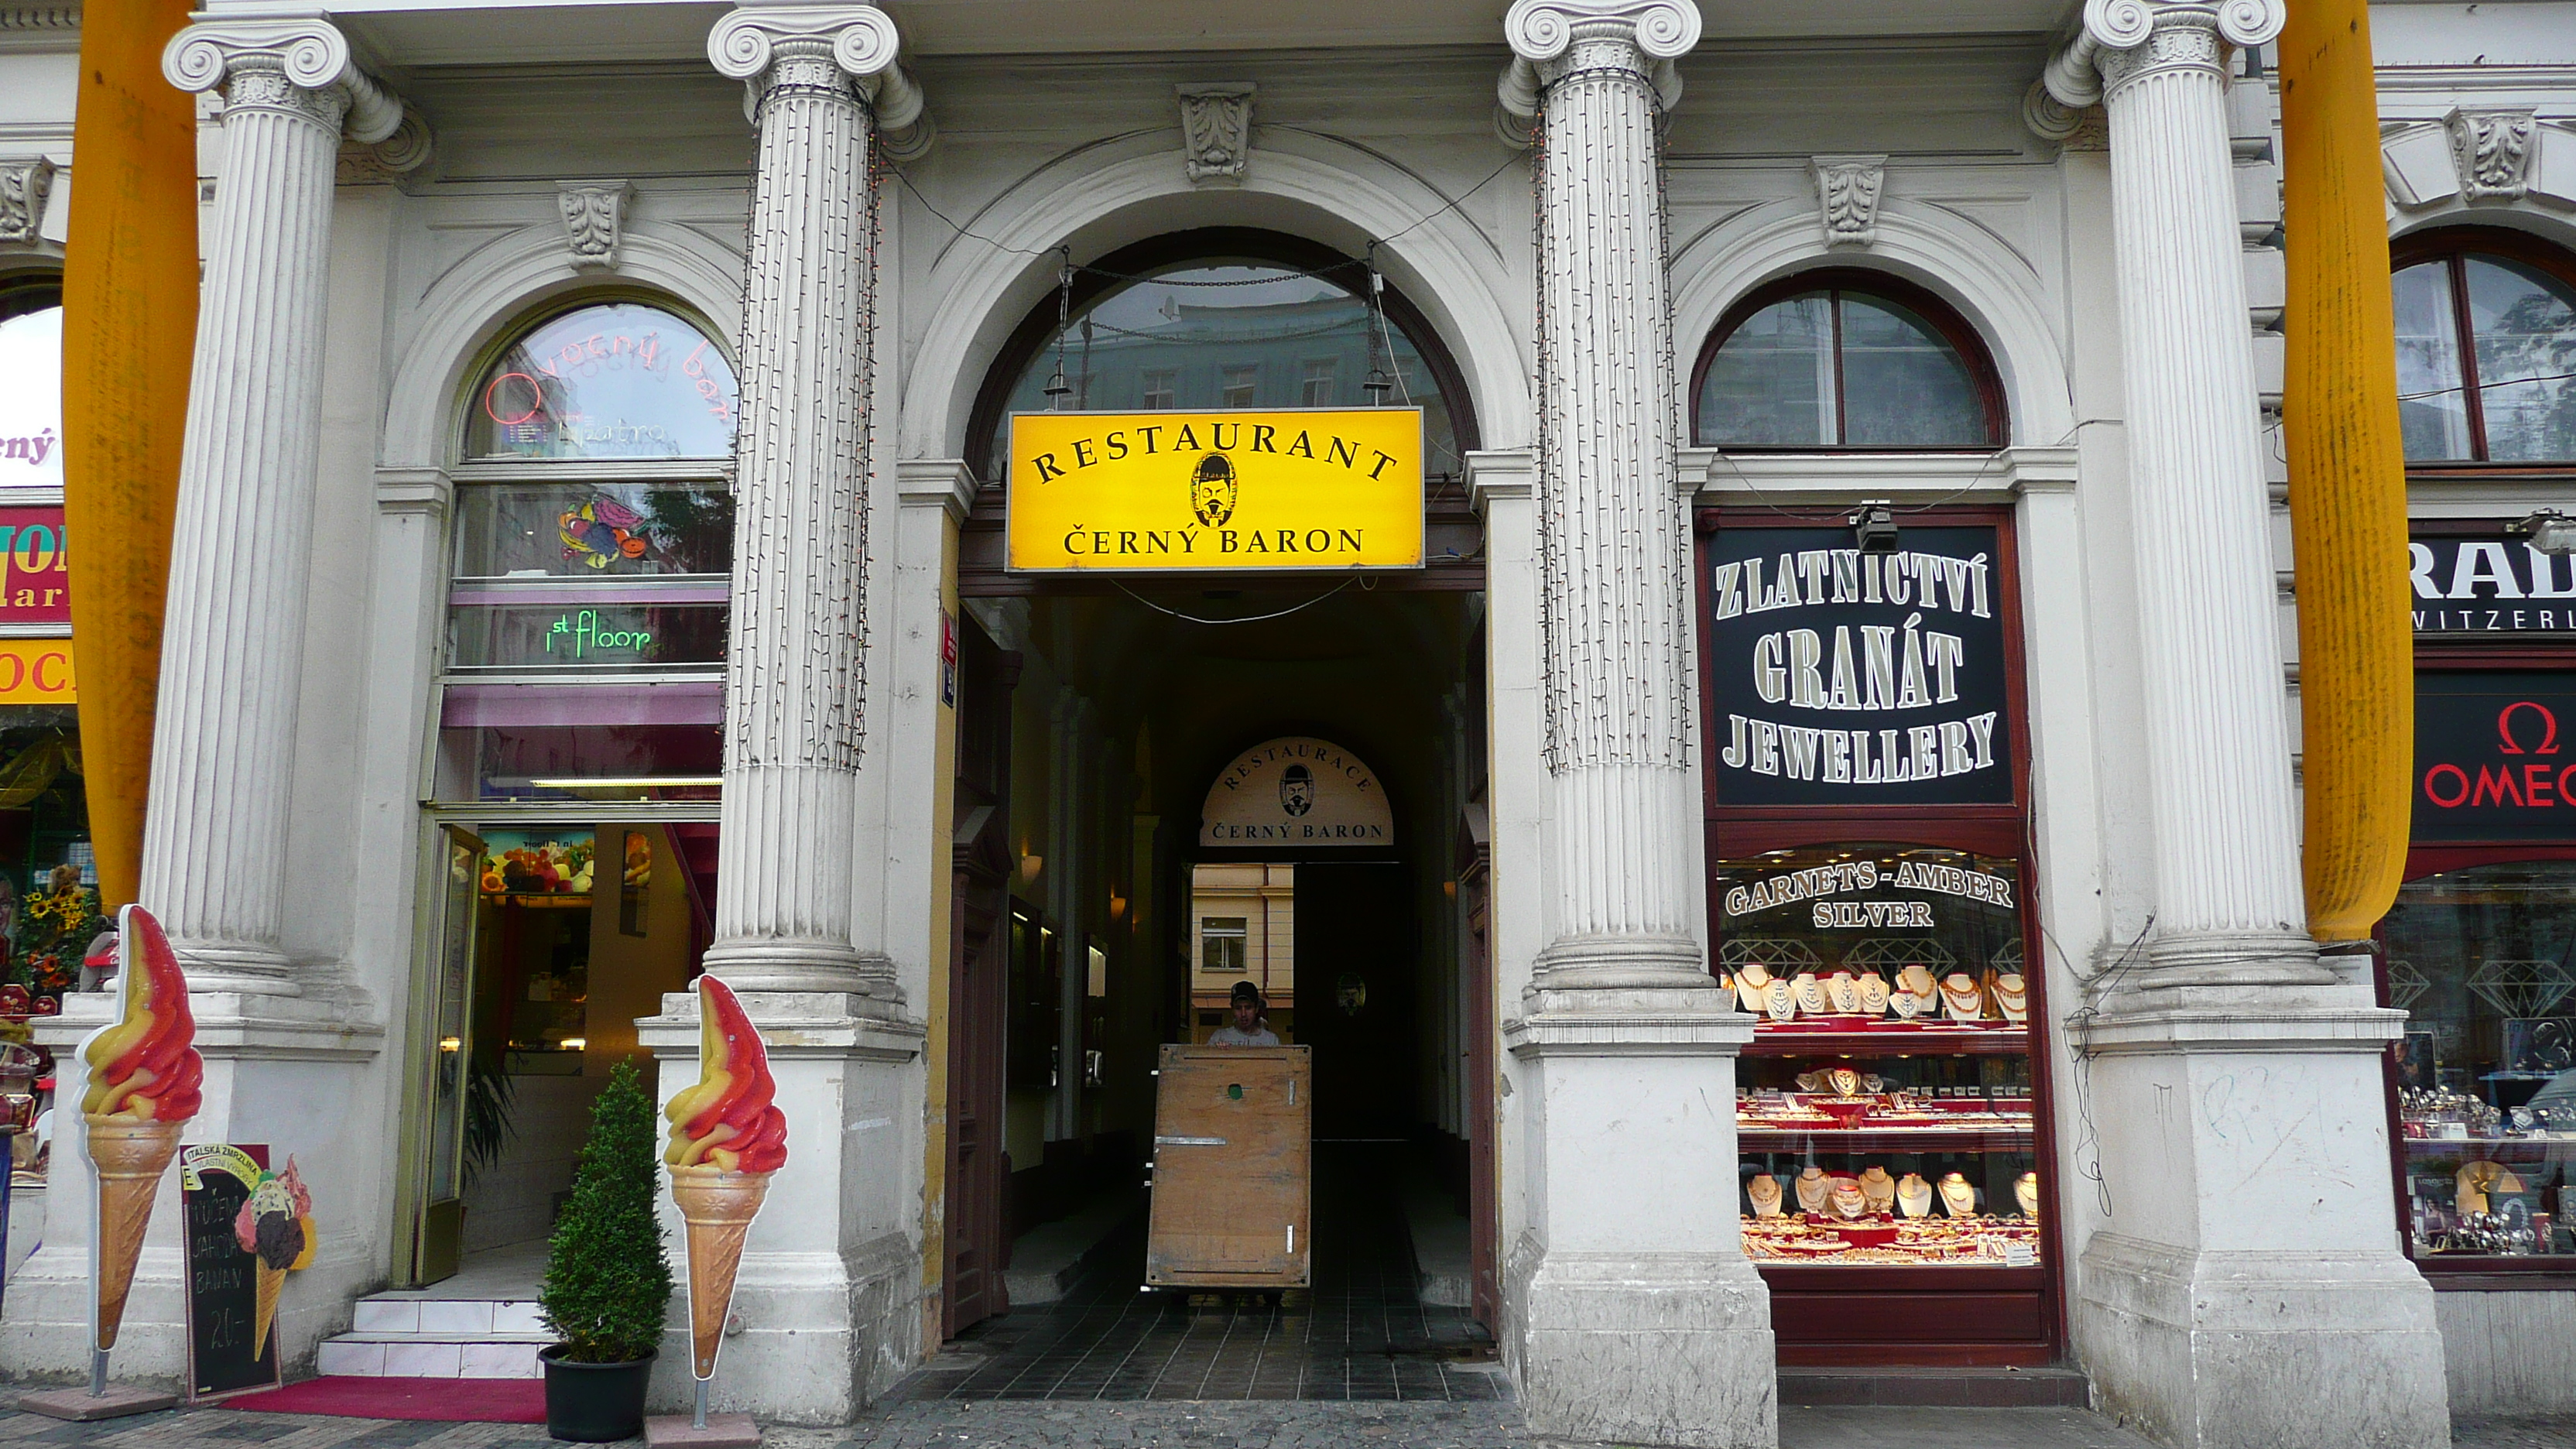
<box><xmin>411</xmin><ymin>825</ymin><xmax>484</xmax><ymax>1285</ymax></box>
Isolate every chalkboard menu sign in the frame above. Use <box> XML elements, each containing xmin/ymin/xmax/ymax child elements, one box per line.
<box><xmin>180</xmin><ymin>1144</ymin><xmax>279</xmax><ymax>1399</ymax></box>
<box><xmin>1700</xmin><ymin>524</ymin><xmax>2015</xmax><ymax>807</ymax></box>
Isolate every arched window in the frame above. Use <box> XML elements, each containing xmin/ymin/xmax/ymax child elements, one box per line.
<box><xmin>0</xmin><ymin>277</ymin><xmax>61</xmax><ymax>488</ymax></box>
<box><xmin>1692</xmin><ymin>272</ymin><xmax>2004</xmax><ymax>450</ymax></box>
<box><xmin>969</xmin><ymin>229</ymin><xmax>1477</xmax><ymax>485</ymax></box>
<box><xmin>2393</xmin><ymin>231</ymin><xmax>2576</xmax><ymax>464</ymax></box>
<box><xmin>437</xmin><ymin>298</ymin><xmax>740</xmax><ymax>804</ymax></box>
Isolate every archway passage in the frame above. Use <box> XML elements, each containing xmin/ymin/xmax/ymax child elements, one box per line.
<box><xmin>932</xmin><ymin>580</ymin><xmax>1498</xmax><ymax>1394</ymax></box>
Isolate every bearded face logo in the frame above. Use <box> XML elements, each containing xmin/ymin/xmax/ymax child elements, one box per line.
<box><xmin>1190</xmin><ymin>454</ymin><xmax>1238</xmax><ymax>528</ymax></box>
<box><xmin>1279</xmin><ymin>763</ymin><xmax>1315</xmax><ymax>817</ymax></box>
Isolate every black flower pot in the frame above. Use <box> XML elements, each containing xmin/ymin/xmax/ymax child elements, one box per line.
<box><xmin>540</xmin><ymin>1345</ymin><xmax>656</xmax><ymax>1442</ymax></box>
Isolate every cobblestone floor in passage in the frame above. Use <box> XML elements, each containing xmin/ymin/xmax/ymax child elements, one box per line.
<box><xmin>893</xmin><ymin>1144</ymin><xmax>1500</xmax><ymax>1403</ymax></box>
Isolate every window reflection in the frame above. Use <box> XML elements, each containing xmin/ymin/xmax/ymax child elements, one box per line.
<box><xmin>2395</xmin><ymin>242</ymin><xmax>2576</xmax><ymax>464</ymax></box>
<box><xmin>993</xmin><ymin>263</ymin><xmax>1459</xmax><ymax>481</ymax></box>
<box><xmin>464</xmin><ymin>303</ymin><xmax>738</xmax><ymax>461</ymax></box>
<box><xmin>1697</xmin><ymin>285</ymin><xmax>1995</xmax><ymax>449</ymax></box>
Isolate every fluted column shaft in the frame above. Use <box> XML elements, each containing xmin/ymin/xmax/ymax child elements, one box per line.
<box><xmin>147</xmin><ymin>21</ymin><xmax>400</xmax><ymax>992</ymax></box>
<box><xmin>1515</xmin><ymin>1</ymin><xmax>1708</xmax><ymax>989</ymax></box>
<box><xmin>704</xmin><ymin>8</ymin><xmax>903</xmax><ymax>995</ymax></box>
<box><xmin>2053</xmin><ymin>0</ymin><xmax>2327</xmax><ymax>987</ymax></box>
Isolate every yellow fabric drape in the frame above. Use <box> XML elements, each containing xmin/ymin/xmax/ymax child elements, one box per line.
<box><xmin>61</xmin><ymin>0</ymin><xmax>197</xmax><ymax>912</ymax></box>
<box><xmin>2280</xmin><ymin>0</ymin><xmax>2414</xmax><ymax>942</ymax></box>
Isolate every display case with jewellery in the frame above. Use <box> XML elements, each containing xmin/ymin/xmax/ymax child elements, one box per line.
<box><xmin>2379</xmin><ymin>861</ymin><xmax>2576</xmax><ymax>1279</ymax></box>
<box><xmin>1714</xmin><ymin>841</ymin><xmax>2057</xmax><ymax>1365</ymax></box>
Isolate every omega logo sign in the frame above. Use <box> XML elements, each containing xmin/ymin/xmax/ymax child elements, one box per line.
<box><xmin>1699</xmin><ymin>523</ymin><xmax>2014</xmax><ymax>807</ymax></box>
<box><xmin>1200</xmin><ymin>737</ymin><xmax>1392</xmax><ymax>848</ymax></box>
<box><xmin>2414</xmin><ymin>673</ymin><xmax>2576</xmax><ymax>841</ymax></box>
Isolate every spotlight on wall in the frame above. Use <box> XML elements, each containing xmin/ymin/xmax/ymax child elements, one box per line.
<box><xmin>1019</xmin><ymin>851</ymin><xmax>1044</xmax><ymax>882</ymax></box>
<box><xmin>1108</xmin><ymin>893</ymin><xmax>1129</xmax><ymax>920</ymax></box>
<box><xmin>2513</xmin><ymin>508</ymin><xmax>2576</xmax><ymax>556</ymax></box>
<box><xmin>1849</xmin><ymin>499</ymin><xmax>1899</xmax><ymax>554</ymax></box>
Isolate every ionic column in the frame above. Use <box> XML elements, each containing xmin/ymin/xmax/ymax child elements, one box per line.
<box><xmin>702</xmin><ymin>5</ymin><xmax>919</xmax><ymax>997</ymax></box>
<box><xmin>2041</xmin><ymin>9</ymin><xmax>2448</xmax><ymax>1445</ymax></box>
<box><xmin>1493</xmin><ymin>8</ymin><xmax>1773</xmax><ymax>1447</ymax></box>
<box><xmin>146</xmin><ymin>19</ymin><xmax>403</xmax><ymax>991</ymax></box>
<box><xmin>2046</xmin><ymin>0</ymin><xmax>2328</xmax><ymax>989</ymax></box>
<box><xmin>1509</xmin><ymin>0</ymin><xmax>1708</xmax><ymax>993</ymax></box>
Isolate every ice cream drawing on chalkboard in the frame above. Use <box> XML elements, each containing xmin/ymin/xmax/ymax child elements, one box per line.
<box><xmin>79</xmin><ymin>905</ymin><xmax>204</xmax><ymax>1367</ymax></box>
<box><xmin>233</xmin><ymin>1157</ymin><xmax>313</xmax><ymax>1359</ymax></box>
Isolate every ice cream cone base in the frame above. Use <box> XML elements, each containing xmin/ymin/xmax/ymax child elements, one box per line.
<box><xmin>253</xmin><ymin>1263</ymin><xmax>286</xmax><ymax>1362</ymax></box>
<box><xmin>668</xmin><ymin>1168</ymin><xmax>772</xmax><ymax>1380</ymax></box>
<box><xmin>85</xmin><ymin>1116</ymin><xmax>183</xmax><ymax>1353</ymax></box>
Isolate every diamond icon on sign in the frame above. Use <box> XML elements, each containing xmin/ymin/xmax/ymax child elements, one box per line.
<box><xmin>2467</xmin><ymin>958</ymin><xmax>2575</xmax><ymax>1018</ymax></box>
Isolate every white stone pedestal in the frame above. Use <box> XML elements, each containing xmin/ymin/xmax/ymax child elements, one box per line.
<box><xmin>1503</xmin><ymin>988</ymin><xmax>1774</xmax><ymax>1448</ymax></box>
<box><xmin>637</xmin><ymin>990</ymin><xmax>924</xmax><ymax>1423</ymax></box>
<box><xmin>2073</xmin><ymin>988</ymin><xmax>2448</xmax><ymax>1449</ymax></box>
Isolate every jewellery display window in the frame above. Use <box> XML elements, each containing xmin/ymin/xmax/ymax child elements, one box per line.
<box><xmin>1697</xmin><ymin>509</ymin><xmax>2054</xmax><ymax>1365</ymax></box>
<box><xmin>2382</xmin><ymin>858</ymin><xmax>2576</xmax><ymax>1267</ymax></box>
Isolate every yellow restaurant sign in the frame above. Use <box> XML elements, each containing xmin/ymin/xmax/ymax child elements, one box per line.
<box><xmin>0</xmin><ymin>640</ymin><xmax>73</xmax><ymax>704</ymax></box>
<box><xmin>1006</xmin><ymin>408</ymin><xmax>1423</xmax><ymax>572</ymax></box>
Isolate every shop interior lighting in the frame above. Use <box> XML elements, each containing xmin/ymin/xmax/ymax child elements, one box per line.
<box><xmin>1849</xmin><ymin>499</ymin><xmax>1899</xmax><ymax>554</ymax></box>
<box><xmin>2513</xmin><ymin>508</ymin><xmax>2576</xmax><ymax>555</ymax></box>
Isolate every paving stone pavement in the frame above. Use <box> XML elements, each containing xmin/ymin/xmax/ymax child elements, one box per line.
<box><xmin>0</xmin><ymin>1402</ymin><xmax>2563</xmax><ymax>1449</ymax></box>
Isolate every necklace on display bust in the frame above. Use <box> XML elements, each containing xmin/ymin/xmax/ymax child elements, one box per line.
<box><xmin>1793</xmin><ymin>973</ymin><xmax>1830</xmax><ymax>1016</ymax></box>
<box><xmin>1898</xmin><ymin>964</ymin><xmax>1937</xmax><ymax>998</ymax></box>
<box><xmin>1795</xmin><ymin>1167</ymin><xmax>1832</xmax><ymax>1215</ymax></box>
<box><xmin>1827</xmin><ymin>1180</ymin><xmax>1868</xmax><ymax>1220</ymax></box>
<box><xmin>1747</xmin><ymin>1173</ymin><xmax>1784</xmax><ymax>1218</ymax></box>
<box><xmin>2014</xmin><ymin>1171</ymin><xmax>2040</xmax><ymax>1219</ymax></box>
<box><xmin>1889</xmin><ymin>990</ymin><xmax>1922</xmax><ymax>1020</ymax></box>
<box><xmin>1993</xmin><ymin>972</ymin><xmax>2029</xmax><ymax>1024</ymax></box>
<box><xmin>1937</xmin><ymin>1173</ymin><xmax>1978</xmax><ymax>1218</ymax></box>
<box><xmin>1896</xmin><ymin>1173</ymin><xmax>1934</xmax><ymax>1218</ymax></box>
<box><xmin>1825</xmin><ymin>972</ymin><xmax>1862</xmax><ymax>1014</ymax></box>
<box><xmin>1826</xmin><ymin>1067</ymin><xmax>1862</xmax><ymax>1098</ymax></box>
<box><xmin>1941</xmin><ymin>973</ymin><xmax>1985</xmax><ymax>1021</ymax></box>
<box><xmin>1858</xmin><ymin>1166</ymin><xmax>1896</xmax><ymax>1214</ymax></box>
<box><xmin>1735</xmin><ymin>964</ymin><xmax>1773</xmax><ymax>1014</ymax></box>
<box><xmin>1765</xmin><ymin>980</ymin><xmax>1797</xmax><ymax>1021</ymax></box>
<box><xmin>1856</xmin><ymin>973</ymin><xmax>1890</xmax><ymax>1016</ymax></box>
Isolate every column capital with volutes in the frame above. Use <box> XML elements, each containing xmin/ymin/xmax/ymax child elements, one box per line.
<box><xmin>162</xmin><ymin>12</ymin><xmax>403</xmax><ymax>142</ymax></box>
<box><xmin>2043</xmin><ymin>0</ymin><xmax>2284</xmax><ymax>108</ymax></box>
<box><xmin>707</xmin><ymin>3</ymin><xmax>930</xmax><ymax>156</ymax></box>
<box><xmin>1496</xmin><ymin>0</ymin><xmax>1697</xmax><ymax>128</ymax></box>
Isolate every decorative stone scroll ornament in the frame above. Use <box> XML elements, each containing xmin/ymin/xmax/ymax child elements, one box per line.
<box><xmin>2447</xmin><ymin>107</ymin><xmax>2537</xmax><ymax>203</ymax></box>
<box><xmin>2040</xmin><ymin>0</ymin><xmax>2333</xmax><ymax>992</ymax></box>
<box><xmin>557</xmin><ymin>180</ymin><xmax>633</xmax><ymax>270</ymax></box>
<box><xmin>1810</xmin><ymin>154</ymin><xmax>1885</xmax><ymax>248</ymax></box>
<box><xmin>1177</xmin><ymin>84</ymin><xmax>1253</xmax><ymax>186</ymax></box>
<box><xmin>0</xmin><ymin>158</ymin><xmax>54</xmax><ymax>244</ymax></box>
<box><xmin>139</xmin><ymin>16</ymin><xmax>408</xmax><ymax>991</ymax></box>
<box><xmin>698</xmin><ymin>4</ymin><xmax>906</xmax><ymax>999</ymax></box>
<box><xmin>337</xmin><ymin>104</ymin><xmax>434</xmax><ymax>185</ymax></box>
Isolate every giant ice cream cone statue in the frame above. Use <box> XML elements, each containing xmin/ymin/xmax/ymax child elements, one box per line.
<box><xmin>664</xmin><ymin>975</ymin><xmax>787</xmax><ymax>1393</ymax></box>
<box><xmin>79</xmin><ymin>907</ymin><xmax>204</xmax><ymax>1374</ymax></box>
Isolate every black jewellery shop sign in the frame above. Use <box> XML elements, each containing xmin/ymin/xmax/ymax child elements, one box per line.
<box><xmin>2415</xmin><ymin>672</ymin><xmax>2576</xmax><ymax>842</ymax></box>
<box><xmin>1702</xmin><ymin>525</ymin><xmax>2012</xmax><ymax>807</ymax></box>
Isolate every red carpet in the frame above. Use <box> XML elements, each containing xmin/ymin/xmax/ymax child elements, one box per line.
<box><xmin>221</xmin><ymin>1375</ymin><xmax>546</xmax><ymax>1423</ymax></box>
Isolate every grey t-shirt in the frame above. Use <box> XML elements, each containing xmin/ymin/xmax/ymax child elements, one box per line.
<box><xmin>1207</xmin><ymin>1023</ymin><xmax>1280</xmax><ymax>1046</ymax></box>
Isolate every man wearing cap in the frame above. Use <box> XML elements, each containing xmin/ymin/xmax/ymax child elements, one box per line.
<box><xmin>1208</xmin><ymin>980</ymin><xmax>1280</xmax><ymax>1046</ymax></box>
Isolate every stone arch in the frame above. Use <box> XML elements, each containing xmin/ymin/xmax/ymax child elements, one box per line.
<box><xmin>1670</xmin><ymin>197</ymin><xmax>2078</xmax><ymax>448</ymax></box>
<box><xmin>379</xmin><ymin>222</ymin><xmax>745</xmax><ymax>470</ymax></box>
<box><xmin>898</xmin><ymin>128</ymin><xmax>1532</xmax><ymax>464</ymax></box>
<box><xmin>2391</xmin><ymin>203</ymin><xmax>2576</xmax><ymax>258</ymax></box>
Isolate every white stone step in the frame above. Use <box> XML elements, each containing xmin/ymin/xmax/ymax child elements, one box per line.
<box><xmin>316</xmin><ymin>1334</ymin><xmax>543</xmax><ymax>1379</ymax></box>
<box><xmin>320</xmin><ymin>1292</ymin><xmax>551</xmax><ymax>1378</ymax></box>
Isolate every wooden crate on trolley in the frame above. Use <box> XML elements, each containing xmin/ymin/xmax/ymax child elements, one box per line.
<box><xmin>1146</xmin><ymin>1043</ymin><xmax>1312</xmax><ymax>1289</ymax></box>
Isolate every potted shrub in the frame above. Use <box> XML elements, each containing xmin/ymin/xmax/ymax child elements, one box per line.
<box><xmin>538</xmin><ymin>1060</ymin><xmax>673</xmax><ymax>1442</ymax></box>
